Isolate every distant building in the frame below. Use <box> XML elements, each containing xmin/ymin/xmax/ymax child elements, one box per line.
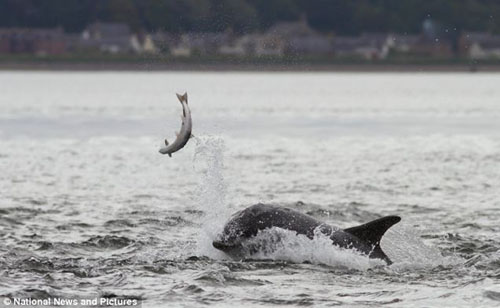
<box><xmin>254</xmin><ymin>34</ymin><xmax>286</xmax><ymax>56</ymax></box>
<box><xmin>171</xmin><ymin>32</ymin><xmax>231</xmax><ymax>56</ymax></box>
<box><xmin>220</xmin><ymin>18</ymin><xmax>333</xmax><ymax>57</ymax></box>
<box><xmin>460</xmin><ymin>32</ymin><xmax>500</xmax><ymax>59</ymax></box>
<box><xmin>0</xmin><ymin>28</ymin><xmax>66</xmax><ymax>55</ymax></box>
<box><xmin>288</xmin><ymin>36</ymin><xmax>332</xmax><ymax>55</ymax></box>
<box><xmin>151</xmin><ymin>32</ymin><xmax>179</xmax><ymax>54</ymax></box>
<box><xmin>332</xmin><ymin>33</ymin><xmax>392</xmax><ymax>59</ymax></box>
<box><xmin>219</xmin><ymin>41</ymin><xmax>246</xmax><ymax>56</ymax></box>
<box><xmin>411</xmin><ymin>37</ymin><xmax>453</xmax><ymax>57</ymax></box>
<box><xmin>170</xmin><ymin>45</ymin><xmax>191</xmax><ymax>57</ymax></box>
<box><xmin>258</xmin><ymin>18</ymin><xmax>331</xmax><ymax>56</ymax></box>
<box><xmin>129</xmin><ymin>33</ymin><xmax>158</xmax><ymax>54</ymax></box>
<box><xmin>141</xmin><ymin>34</ymin><xmax>157</xmax><ymax>53</ymax></box>
<box><xmin>387</xmin><ymin>33</ymin><xmax>452</xmax><ymax>58</ymax></box>
<box><xmin>409</xmin><ymin>19</ymin><xmax>454</xmax><ymax>57</ymax></box>
<box><xmin>80</xmin><ymin>22</ymin><xmax>135</xmax><ymax>53</ymax></box>
<box><xmin>219</xmin><ymin>34</ymin><xmax>260</xmax><ymax>56</ymax></box>
<box><xmin>387</xmin><ymin>34</ymin><xmax>419</xmax><ymax>53</ymax></box>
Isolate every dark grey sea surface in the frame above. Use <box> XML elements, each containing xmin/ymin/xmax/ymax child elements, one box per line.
<box><xmin>0</xmin><ymin>72</ymin><xmax>499</xmax><ymax>307</ymax></box>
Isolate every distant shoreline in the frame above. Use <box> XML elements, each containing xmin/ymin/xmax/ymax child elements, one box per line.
<box><xmin>0</xmin><ymin>60</ymin><xmax>499</xmax><ymax>72</ymax></box>
<box><xmin>0</xmin><ymin>63</ymin><xmax>496</xmax><ymax>72</ymax></box>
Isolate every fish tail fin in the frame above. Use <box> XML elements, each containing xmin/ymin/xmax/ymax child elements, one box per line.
<box><xmin>344</xmin><ymin>215</ymin><xmax>401</xmax><ymax>264</ymax></box>
<box><xmin>176</xmin><ymin>92</ymin><xmax>188</xmax><ymax>104</ymax></box>
<box><xmin>158</xmin><ymin>139</ymin><xmax>171</xmax><ymax>156</ymax></box>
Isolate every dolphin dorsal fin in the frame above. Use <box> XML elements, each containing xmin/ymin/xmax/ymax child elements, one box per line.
<box><xmin>344</xmin><ymin>215</ymin><xmax>400</xmax><ymax>246</ymax></box>
<box><xmin>176</xmin><ymin>92</ymin><xmax>188</xmax><ymax>104</ymax></box>
<box><xmin>344</xmin><ymin>215</ymin><xmax>401</xmax><ymax>263</ymax></box>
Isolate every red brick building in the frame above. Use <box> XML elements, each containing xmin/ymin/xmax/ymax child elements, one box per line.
<box><xmin>0</xmin><ymin>28</ymin><xmax>66</xmax><ymax>55</ymax></box>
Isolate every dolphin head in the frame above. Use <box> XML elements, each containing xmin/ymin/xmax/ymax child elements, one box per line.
<box><xmin>212</xmin><ymin>207</ymin><xmax>262</xmax><ymax>252</ymax></box>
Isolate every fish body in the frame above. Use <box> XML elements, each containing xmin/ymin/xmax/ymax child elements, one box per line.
<box><xmin>159</xmin><ymin>93</ymin><xmax>192</xmax><ymax>157</ymax></box>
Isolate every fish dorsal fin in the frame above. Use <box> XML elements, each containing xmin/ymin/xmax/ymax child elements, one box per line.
<box><xmin>344</xmin><ymin>215</ymin><xmax>401</xmax><ymax>263</ymax></box>
<box><xmin>176</xmin><ymin>92</ymin><xmax>188</xmax><ymax>104</ymax></box>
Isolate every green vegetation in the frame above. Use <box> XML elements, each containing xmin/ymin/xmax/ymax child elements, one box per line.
<box><xmin>0</xmin><ymin>52</ymin><xmax>494</xmax><ymax>66</ymax></box>
<box><xmin>1</xmin><ymin>0</ymin><xmax>500</xmax><ymax>34</ymax></box>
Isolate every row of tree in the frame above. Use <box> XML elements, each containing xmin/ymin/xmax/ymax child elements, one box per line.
<box><xmin>1</xmin><ymin>0</ymin><xmax>500</xmax><ymax>34</ymax></box>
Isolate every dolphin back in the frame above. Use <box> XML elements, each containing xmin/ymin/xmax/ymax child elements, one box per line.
<box><xmin>343</xmin><ymin>215</ymin><xmax>401</xmax><ymax>264</ymax></box>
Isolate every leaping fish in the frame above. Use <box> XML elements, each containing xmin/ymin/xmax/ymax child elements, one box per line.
<box><xmin>159</xmin><ymin>92</ymin><xmax>192</xmax><ymax>157</ymax></box>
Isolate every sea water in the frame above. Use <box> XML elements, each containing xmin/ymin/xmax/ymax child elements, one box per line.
<box><xmin>0</xmin><ymin>71</ymin><xmax>499</xmax><ymax>307</ymax></box>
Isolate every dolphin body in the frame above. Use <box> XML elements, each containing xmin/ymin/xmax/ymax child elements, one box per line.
<box><xmin>159</xmin><ymin>92</ymin><xmax>192</xmax><ymax>157</ymax></box>
<box><xmin>213</xmin><ymin>204</ymin><xmax>401</xmax><ymax>264</ymax></box>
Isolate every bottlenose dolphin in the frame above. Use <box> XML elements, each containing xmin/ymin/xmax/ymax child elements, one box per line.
<box><xmin>159</xmin><ymin>92</ymin><xmax>192</xmax><ymax>157</ymax></box>
<box><xmin>213</xmin><ymin>204</ymin><xmax>401</xmax><ymax>264</ymax></box>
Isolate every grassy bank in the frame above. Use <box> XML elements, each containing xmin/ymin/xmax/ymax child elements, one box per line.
<box><xmin>0</xmin><ymin>53</ymin><xmax>499</xmax><ymax>71</ymax></box>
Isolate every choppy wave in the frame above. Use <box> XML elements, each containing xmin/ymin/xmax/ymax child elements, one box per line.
<box><xmin>1</xmin><ymin>72</ymin><xmax>500</xmax><ymax>307</ymax></box>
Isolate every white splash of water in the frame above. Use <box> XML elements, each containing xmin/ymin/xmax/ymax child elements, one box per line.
<box><xmin>192</xmin><ymin>136</ymin><xmax>233</xmax><ymax>258</ymax></box>
<box><xmin>244</xmin><ymin>228</ymin><xmax>385</xmax><ymax>270</ymax></box>
<box><xmin>243</xmin><ymin>224</ymin><xmax>461</xmax><ymax>271</ymax></box>
<box><xmin>382</xmin><ymin>222</ymin><xmax>463</xmax><ymax>271</ymax></box>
